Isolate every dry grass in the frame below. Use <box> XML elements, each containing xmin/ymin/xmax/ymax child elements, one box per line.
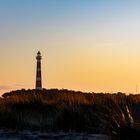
<box><xmin>1</xmin><ymin>89</ymin><xmax>140</xmax><ymax>139</ymax></box>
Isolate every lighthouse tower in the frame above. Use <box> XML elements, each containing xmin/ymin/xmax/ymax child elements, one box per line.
<box><xmin>36</xmin><ymin>51</ymin><xmax>42</xmax><ymax>90</ymax></box>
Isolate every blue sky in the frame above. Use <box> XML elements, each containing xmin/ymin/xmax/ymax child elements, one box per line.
<box><xmin>1</xmin><ymin>0</ymin><xmax>140</xmax><ymax>94</ymax></box>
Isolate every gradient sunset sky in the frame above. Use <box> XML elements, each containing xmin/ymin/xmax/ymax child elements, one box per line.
<box><xmin>1</xmin><ymin>0</ymin><xmax>140</xmax><ymax>94</ymax></box>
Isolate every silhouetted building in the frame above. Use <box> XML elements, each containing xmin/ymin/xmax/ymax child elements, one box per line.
<box><xmin>36</xmin><ymin>51</ymin><xmax>42</xmax><ymax>90</ymax></box>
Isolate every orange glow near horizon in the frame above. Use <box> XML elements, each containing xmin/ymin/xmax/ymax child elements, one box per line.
<box><xmin>1</xmin><ymin>40</ymin><xmax>140</xmax><ymax>94</ymax></box>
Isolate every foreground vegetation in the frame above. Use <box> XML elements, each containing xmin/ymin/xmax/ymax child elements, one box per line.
<box><xmin>1</xmin><ymin>89</ymin><xmax>140</xmax><ymax>139</ymax></box>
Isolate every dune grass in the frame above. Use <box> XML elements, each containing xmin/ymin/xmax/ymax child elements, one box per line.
<box><xmin>1</xmin><ymin>89</ymin><xmax>140</xmax><ymax>139</ymax></box>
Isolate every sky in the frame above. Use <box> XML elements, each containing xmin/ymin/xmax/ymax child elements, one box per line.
<box><xmin>1</xmin><ymin>0</ymin><xmax>140</xmax><ymax>94</ymax></box>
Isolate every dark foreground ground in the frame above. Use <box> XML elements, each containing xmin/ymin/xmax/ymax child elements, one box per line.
<box><xmin>0</xmin><ymin>130</ymin><xmax>109</xmax><ymax>140</ymax></box>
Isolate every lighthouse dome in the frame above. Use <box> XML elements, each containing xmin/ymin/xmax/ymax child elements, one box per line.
<box><xmin>37</xmin><ymin>51</ymin><xmax>41</xmax><ymax>55</ymax></box>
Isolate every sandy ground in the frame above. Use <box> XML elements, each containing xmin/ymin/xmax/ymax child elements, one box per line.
<box><xmin>0</xmin><ymin>130</ymin><xmax>110</xmax><ymax>140</ymax></box>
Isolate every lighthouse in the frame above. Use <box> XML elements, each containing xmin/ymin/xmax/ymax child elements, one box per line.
<box><xmin>36</xmin><ymin>51</ymin><xmax>42</xmax><ymax>90</ymax></box>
